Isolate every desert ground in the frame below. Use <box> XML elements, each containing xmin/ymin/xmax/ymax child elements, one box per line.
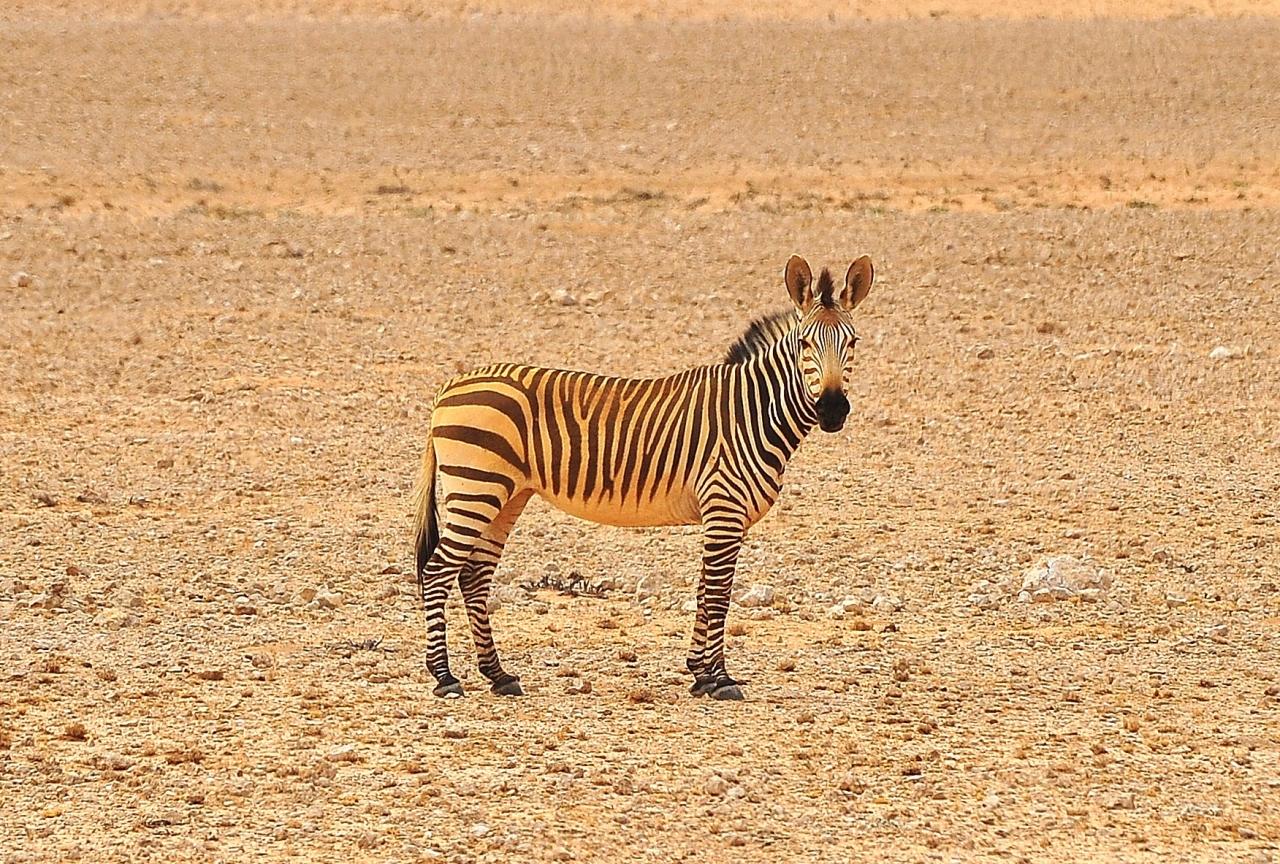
<box><xmin>2</xmin><ymin>3</ymin><xmax>1279</xmax><ymax>862</ymax></box>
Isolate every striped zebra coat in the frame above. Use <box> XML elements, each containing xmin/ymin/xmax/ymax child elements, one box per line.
<box><xmin>413</xmin><ymin>254</ymin><xmax>874</xmax><ymax>700</ymax></box>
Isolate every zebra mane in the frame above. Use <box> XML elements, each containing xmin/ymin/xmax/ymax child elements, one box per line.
<box><xmin>724</xmin><ymin>309</ymin><xmax>800</xmax><ymax>364</ymax></box>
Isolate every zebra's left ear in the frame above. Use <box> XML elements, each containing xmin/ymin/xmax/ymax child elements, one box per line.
<box><xmin>841</xmin><ymin>256</ymin><xmax>874</xmax><ymax>310</ymax></box>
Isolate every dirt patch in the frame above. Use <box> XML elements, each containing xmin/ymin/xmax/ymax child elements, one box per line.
<box><xmin>2</xmin><ymin>11</ymin><xmax>1278</xmax><ymax>864</ymax></box>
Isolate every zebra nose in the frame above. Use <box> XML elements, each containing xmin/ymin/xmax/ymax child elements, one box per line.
<box><xmin>816</xmin><ymin>390</ymin><xmax>850</xmax><ymax>431</ymax></box>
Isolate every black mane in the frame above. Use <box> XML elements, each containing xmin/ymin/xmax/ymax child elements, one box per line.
<box><xmin>724</xmin><ymin>309</ymin><xmax>799</xmax><ymax>364</ymax></box>
<box><xmin>816</xmin><ymin>268</ymin><xmax>836</xmax><ymax>308</ymax></box>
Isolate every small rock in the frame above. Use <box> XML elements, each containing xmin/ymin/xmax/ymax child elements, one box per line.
<box><xmin>1208</xmin><ymin>345</ymin><xmax>1242</xmax><ymax>360</ymax></box>
<box><xmin>871</xmin><ymin>594</ymin><xmax>902</xmax><ymax>612</ymax></box>
<box><xmin>735</xmin><ymin>584</ymin><xmax>774</xmax><ymax>608</ymax></box>
<box><xmin>10</xmin><ymin>271</ymin><xmax>34</xmax><ymax>288</ymax></box>
<box><xmin>312</xmin><ymin>591</ymin><xmax>342</xmax><ymax>610</ymax></box>
<box><xmin>552</xmin><ymin>289</ymin><xmax>578</xmax><ymax>307</ymax></box>
<box><xmin>968</xmin><ymin>592</ymin><xmax>999</xmax><ymax>609</ymax></box>
<box><xmin>827</xmin><ymin>604</ymin><xmax>845</xmax><ymax>620</ymax></box>
<box><xmin>975</xmin><ymin>346</ymin><xmax>995</xmax><ymax>360</ymax></box>
<box><xmin>233</xmin><ymin>595</ymin><xmax>257</xmax><ymax>615</ymax></box>
<box><xmin>704</xmin><ymin>775</ymin><xmax>730</xmax><ymax>796</ymax></box>
<box><xmin>565</xmin><ymin>679</ymin><xmax>592</xmax><ymax>695</ymax></box>
<box><xmin>627</xmin><ymin>688</ymin><xmax>655</xmax><ymax>704</ymax></box>
<box><xmin>33</xmin><ymin>491</ymin><xmax>57</xmax><ymax>507</ymax></box>
<box><xmin>93</xmin><ymin>608</ymin><xmax>137</xmax><ymax>630</ymax></box>
<box><xmin>325</xmin><ymin>745</ymin><xmax>359</xmax><ymax>762</ymax></box>
<box><xmin>471</xmin><ymin>823</ymin><xmax>490</xmax><ymax>838</ymax></box>
<box><xmin>617</xmin><ymin>648</ymin><xmax>637</xmax><ymax>663</ymax></box>
<box><xmin>92</xmin><ymin>752</ymin><xmax>135</xmax><ymax>772</ymax></box>
<box><xmin>1109</xmin><ymin>792</ymin><xmax>1136</xmax><ymax>810</ymax></box>
<box><xmin>1164</xmin><ymin>594</ymin><xmax>1188</xmax><ymax>608</ymax></box>
<box><xmin>634</xmin><ymin>574</ymin><xmax>660</xmax><ymax>603</ymax></box>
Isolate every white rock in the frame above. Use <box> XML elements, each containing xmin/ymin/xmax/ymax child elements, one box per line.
<box><xmin>1019</xmin><ymin>555</ymin><xmax>1112</xmax><ymax>602</ymax></box>
<box><xmin>703</xmin><ymin>775</ymin><xmax>729</xmax><ymax>796</ymax></box>
<box><xmin>311</xmin><ymin>590</ymin><xmax>343</xmax><ymax>610</ymax></box>
<box><xmin>233</xmin><ymin>595</ymin><xmax>257</xmax><ymax>615</ymax></box>
<box><xmin>1209</xmin><ymin>345</ymin><xmax>1241</xmax><ymax>360</ymax></box>
<box><xmin>968</xmin><ymin>593</ymin><xmax>999</xmax><ymax>610</ymax></box>
<box><xmin>682</xmin><ymin>598</ymin><xmax>698</xmax><ymax>613</ymax></box>
<box><xmin>826</xmin><ymin>604</ymin><xmax>846</xmax><ymax>620</ymax></box>
<box><xmin>735</xmin><ymin>584</ymin><xmax>774</xmax><ymax>608</ymax></box>
<box><xmin>634</xmin><ymin>573</ymin><xmax>661</xmax><ymax>603</ymax></box>
<box><xmin>871</xmin><ymin>594</ymin><xmax>902</xmax><ymax>612</ymax></box>
<box><xmin>471</xmin><ymin>823</ymin><xmax>491</xmax><ymax>838</ymax></box>
<box><xmin>1164</xmin><ymin>594</ymin><xmax>1188</xmax><ymax>608</ymax></box>
<box><xmin>94</xmin><ymin>608</ymin><xmax>137</xmax><ymax>630</ymax></box>
<box><xmin>9</xmin><ymin>271</ymin><xmax>34</xmax><ymax>288</ymax></box>
<box><xmin>552</xmin><ymin>289</ymin><xmax>578</xmax><ymax>307</ymax></box>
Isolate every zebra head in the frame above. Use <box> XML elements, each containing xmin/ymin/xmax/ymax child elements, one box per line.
<box><xmin>783</xmin><ymin>254</ymin><xmax>875</xmax><ymax>433</ymax></box>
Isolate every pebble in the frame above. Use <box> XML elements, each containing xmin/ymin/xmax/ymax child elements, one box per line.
<box><xmin>1208</xmin><ymin>345</ymin><xmax>1242</xmax><ymax>360</ymax></box>
<box><xmin>1164</xmin><ymin>594</ymin><xmax>1188</xmax><ymax>608</ymax></box>
<box><xmin>1015</xmin><ymin>555</ymin><xmax>1112</xmax><ymax>603</ymax></box>
<box><xmin>471</xmin><ymin>823</ymin><xmax>490</xmax><ymax>838</ymax></box>
<box><xmin>704</xmin><ymin>775</ymin><xmax>730</xmax><ymax>796</ymax></box>
<box><xmin>634</xmin><ymin>574</ymin><xmax>661</xmax><ymax>603</ymax></box>
<box><xmin>325</xmin><ymin>745</ymin><xmax>359</xmax><ymax>762</ymax></box>
<box><xmin>10</xmin><ymin>271</ymin><xmax>34</xmax><ymax>288</ymax></box>
<box><xmin>552</xmin><ymin>289</ymin><xmax>578</xmax><ymax>306</ymax></box>
<box><xmin>734</xmin><ymin>584</ymin><xmax>775</xmax><ymax>608</ymax></box>
<box><xmin>93</xmin><ymin>608</ymin><xmax>137</xmax><ymax>630</ymax></box>
<box><xmin>312</xmin><ymin>591</ymin><xmax>343</xmax><ymax>611</ymax></box>
<box><xmin>1109</xmin><ymin>792</ymin><xmax>1136</xmax><ymax>810</ymax></box>
<box><xmin>871</xmin><ymin>594</ymin><xmax>902</xmax><ymax>612</ymax></box>
<box><xmin>233</xmin><ymin>595</ymin><xmax>257</xmax><ymax>615</ymax></box>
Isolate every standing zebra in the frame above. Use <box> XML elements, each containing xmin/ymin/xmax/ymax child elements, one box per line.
<box><xmin>413</xmin><ymin>254</ymin><xmax>874</xmax><ymax>701</ymax></box>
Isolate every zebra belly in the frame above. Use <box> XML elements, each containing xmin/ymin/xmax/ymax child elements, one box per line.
<box><xmin>535</xmin><ymin>483</ymin><xmax>702</xmax><ymax>527</ymax></box>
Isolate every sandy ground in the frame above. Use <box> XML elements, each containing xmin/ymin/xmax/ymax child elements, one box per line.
<box><xmin>2</xmin><ymin>6</ymin><xmax>1280</xmax><ymax>864</ymax></box>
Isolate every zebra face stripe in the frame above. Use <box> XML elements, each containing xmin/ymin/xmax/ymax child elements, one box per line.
<box><xmin>797</xmin><ymin>316</ymin><xmax>859</xmax><ymax>400</ymax></box>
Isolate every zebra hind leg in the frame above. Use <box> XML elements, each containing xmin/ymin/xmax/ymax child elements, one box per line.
<box><xmin>421</xmin><ymin>494</ymin><xmax>513</xmax><ymax>697</ymax></box>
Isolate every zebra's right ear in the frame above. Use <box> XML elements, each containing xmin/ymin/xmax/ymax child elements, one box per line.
<box><xmin>784</xmin><ymin>255</ymin><xmax>814</xmax><ymax>311</ymax></box>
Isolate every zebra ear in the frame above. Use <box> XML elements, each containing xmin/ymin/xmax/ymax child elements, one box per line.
<box><xmin>841</xmin><ymin>256</ymin><xmax>874</xmax><ymax>310</ymax></box>
<box><xmin>784</xmin><ymin>255</ymin><xmax>814</xmax><ymax>310</ymax></box>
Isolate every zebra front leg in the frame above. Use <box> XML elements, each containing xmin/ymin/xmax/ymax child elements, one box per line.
<box><xmin>693</xmin><ymin>517</ymin><xmax>746</xmax><ymax>701</ymax></box>
<box><xmin>686</xmin><ymin>571</ymin><xmax>712</xmax><ymax>694</ymax></box>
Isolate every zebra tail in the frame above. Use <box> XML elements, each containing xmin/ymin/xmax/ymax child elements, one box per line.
<box><xmin>413</xmin><ymin>432</ymin><xmax>440</xmax><ymax>595</ymax></box>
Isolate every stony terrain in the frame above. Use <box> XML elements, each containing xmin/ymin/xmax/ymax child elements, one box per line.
<box><xmin>2</xmin><ymin>5</ymin><xmax>1279</xmax><ymax>863</ymax></box>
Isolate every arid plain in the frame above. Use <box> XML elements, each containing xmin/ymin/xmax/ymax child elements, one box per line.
<box><xmin>2</xmin><ymin>3</ymin><xmax>1279</xmax><ymax>862</ymax></box>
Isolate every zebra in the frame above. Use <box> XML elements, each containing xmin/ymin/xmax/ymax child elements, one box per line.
<box><xmin>412</xmin><ymin>254</ymin><xmax>874</xmax><ymax>701</ymax></box>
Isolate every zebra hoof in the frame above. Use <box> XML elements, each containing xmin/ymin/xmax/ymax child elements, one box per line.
<box><xmin>490</xmin><ymin>676</ymin><xmax>524</xmax><ymax>697</ymax></box>
<box><xmin>690</xmin><ymin>677</ymin><xmax>717</xmax><ymax>696</ymax></box>
<box><xmin>709</xmin><ymin>682</ymin><xmax>744</xmax><ymax>701</ymax></box>
<box><xmin>433</xmin><ymin>680</ymin><xmax>465</xmax><ymax>699</ymax></box>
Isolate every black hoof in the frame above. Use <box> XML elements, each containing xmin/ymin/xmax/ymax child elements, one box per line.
<box><xmin>690</xmin><ymin>677</ymin><xmax>717</xmax><ymax>696</ymax></box>
<box><xmin>710</xmin><ymin>682</ymin><xmax>744</xmax><ymax>701</ymax></box>
<box><xmin>433</xmin><ymin>679</ymin><xmax>465</xmax><ymax>699</ymax></box>
<box><xmin>490</xmin><ymin>676</ymin><xmax>524</xmax><ymax>697</ymax></box>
